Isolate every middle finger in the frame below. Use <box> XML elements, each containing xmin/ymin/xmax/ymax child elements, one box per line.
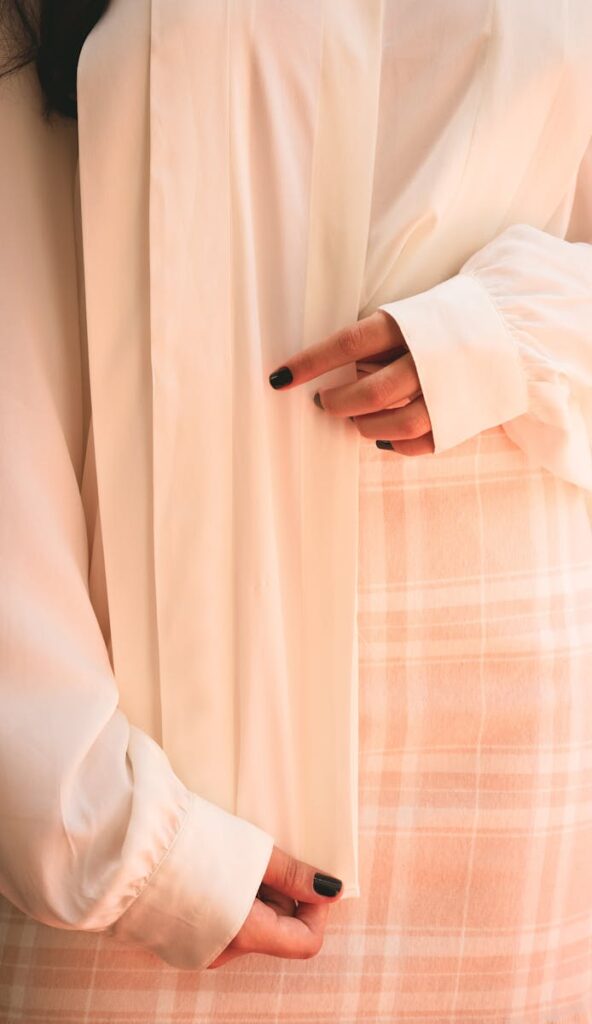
<box><xmin>317</xmin><ymin>352</ymin><xmax>420</xmax><ymax>417</ymax></box>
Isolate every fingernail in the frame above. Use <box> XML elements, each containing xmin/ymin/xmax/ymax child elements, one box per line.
<box><xmin>376</xmin><ymin>439</ymin><xmax>394</xmax><ymax>450</ymax></box>
<box><xmin>269</xmin><ymin>366</ymin><xmax>293</xmax><ymax>389</ymax></box>
<box><xmin>313</xmin><ymin>391</ymin><xmax>323</xmax><ymax>409</ymax></box>
<box><xmin>313</xmin><ymin>872</ymin><xmax>343</xmax><ymax>896</ymax></box>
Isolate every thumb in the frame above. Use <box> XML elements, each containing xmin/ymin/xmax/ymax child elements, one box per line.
<box><xmin>262</xmin><ymin>844</ymin><xmax>344</xmax><ymax>904</ymax></box>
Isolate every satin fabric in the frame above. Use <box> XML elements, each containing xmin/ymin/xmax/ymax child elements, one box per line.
<box><xmin>1</xmin><ymin>0</ymin><xmax>591</xmax><ymax>971</ymax></box>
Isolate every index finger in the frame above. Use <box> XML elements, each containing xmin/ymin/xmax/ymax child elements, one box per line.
<box><xmin>268</xmin><ymin>310</ymin><xmax>405</xmax><ymax>389</ymax></box>
<box><xmin>206</xmin><ymin>900</ymin><xmax>329</xmax><ymax>968</ymax></box>
<box><xmin>265</xmin><ymin>900</ymin><xmax>331</xmax><ymax>959</ymax></box>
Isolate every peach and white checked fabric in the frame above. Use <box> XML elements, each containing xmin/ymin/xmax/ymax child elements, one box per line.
<box><xmin>2</xmin><ymin>426</ymin><xmax>592</xmax><ymax>1023</ymax></box>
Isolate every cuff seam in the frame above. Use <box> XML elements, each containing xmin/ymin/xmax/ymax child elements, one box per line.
<box><xmin>127</xmin><ymin>790</ymin><xmax>194</xmax><ymax>906</ymax></box>
<box><xmin>199</xmin><ymin>835</ymin><xmax>274</xmax><ymax>971</ymax></box>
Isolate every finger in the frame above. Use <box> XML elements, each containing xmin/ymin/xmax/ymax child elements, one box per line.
<box><xmin>255</xmin><ymin>900</ymin><xmax>330</xmax><ymax>960</ymax></box>
<box><xmin>317</xmin><ymin>352</ymin><xmax>420</xmax><ymax>417</ymax></box>
<box><xmin>268</xmin><ymin>310</ymin><xmax>405</xmax><ymax>389</ymax></box>
<box><xmin>214</xmin><ymin>894</ymin><xmax>330</xmax><ymax>965</ymax></box>
<box><xmin>356</xmin><ymin>341</ymin><xmax>409</xmax><ymax>368</ymax></box>
<box><xmin>262</xmin><ymin>845</ymin><xmax>344</xmax><ymax>904</ymax></box>
<box><xmin>376</xmin><ymin>432</ymin><xmax>435</xmax><ymax>457</ymax></box>
<box><xmin>257</xmin><ymin>883</ymin><xmax>297</xmax><ymax>917</ymax></box>
<box><xmin>206</xmin><ymin>898</ymin><xmax>279</xmax><ymax>968</ymax></box>
<box><xmin>391</xmin><ymin>433</ymin><xmax>435</xmax><ymax>456</ymax></box>
<box><xmin>353</xmin><ymin>394</ymin><xmax>431</xmax><ymax>441</ymax></box>
<box><xmin>293</xmin><ymin>899</ymin><xmax>331</xmax><ymax>937</ymax></box>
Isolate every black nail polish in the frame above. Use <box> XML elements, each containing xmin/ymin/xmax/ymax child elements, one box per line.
<box><xmin>313</xmin><ymin>391</ymin><xmax>323</xmax><ymax>409</ymax></box>
<box><xmin>313</xmin><ymin>872</ymin><xmax>343</xmax><ymax>896</ymax></box>
<box><xmin>376</xmin><ymin>439</ymin><xmax>394</xmax><ymax>450</ymax></box>
<box><xmin>269</xmin><ymin>366</ymin><xmax>293</xmax><ymax>389</ymax></box>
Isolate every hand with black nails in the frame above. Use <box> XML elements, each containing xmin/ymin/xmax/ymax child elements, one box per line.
<box><xmin>269</xmin><ymin>309</ymin><xmax>434</xmax><ymax>457</ymax></box>
<box><xmin>206</xmin><ymin>844</ymin><xmax>343</xmax><ymax>969</ymax></box>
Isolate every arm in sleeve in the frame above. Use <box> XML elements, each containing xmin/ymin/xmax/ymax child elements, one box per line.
<box><xmin>0</xmin><ymin>64</ymin><xmax>273</xmax><ymax>971</ymax></box>
<box><xmin>377</xmin><ymin>137</ymin><xmax>592</xmax><ymax>492</ymax></box>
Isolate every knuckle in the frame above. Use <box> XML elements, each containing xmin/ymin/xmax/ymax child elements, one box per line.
<box><xmin>364</xmin><ymin>373</ymin><xmax>392</xmax><ymax>409</ymax></box>
<box><xmin>399</xmin><ymin>407</ymin><xmax>428</xmax><ymax>439</ymax></box>
<box><xmin>337</xmin><ymin>322</ymin><xmax>364</xmax><ymax>359</ymax></box>
<box><xmin>283</xmin><ymin>856</ymin><xmax>300</xmax><ymax>893</ymax></box>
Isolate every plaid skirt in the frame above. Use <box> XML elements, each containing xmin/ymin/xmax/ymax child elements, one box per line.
<box><xmin>2</xmin><ymin>426</ymin><xmax>592</xmax><ymax>1024</ymax></box>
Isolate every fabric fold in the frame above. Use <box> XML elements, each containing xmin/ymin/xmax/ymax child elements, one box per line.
<box><xmin>77</xmin><ymin>0</ymin><xmax>387</xmax><ymax>901</ymax></box>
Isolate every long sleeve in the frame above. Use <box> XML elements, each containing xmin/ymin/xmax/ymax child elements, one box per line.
<box><xmin>0</xmin><ymin>65</ymin><xmax>273</xmax><ymax>970</ymax></box>
<box><xmin>377</xmin><ymin>138</ymin><xmax>592</xmax><ymax>493</ymax></box>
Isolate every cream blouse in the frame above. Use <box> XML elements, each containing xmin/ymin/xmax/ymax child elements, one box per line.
<box><xmin>1</xmin><ymin>0</ymin><xmax>591</xmax><ymax>972</ymax></box>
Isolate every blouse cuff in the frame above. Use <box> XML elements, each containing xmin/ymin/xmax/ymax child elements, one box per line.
<box><xmin>107</xmin><ymin>788</ymin><xmax>275</xmax><ymax>970</ymax></box>
<box><xmin>377</xmin><ymin>271</ymin><xmax>530</xmax><ymax>454</ymax></box>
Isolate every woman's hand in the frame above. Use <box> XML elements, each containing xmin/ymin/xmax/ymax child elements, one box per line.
<box><xmin>206</xmin><ymin>845</ymin><xmax>344</xmax><ymax>969</ymax></box>
<box><xmin>268</xmin><ymin>309</ymin><xmax>434</xmax><ymax>456</ymax></box>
